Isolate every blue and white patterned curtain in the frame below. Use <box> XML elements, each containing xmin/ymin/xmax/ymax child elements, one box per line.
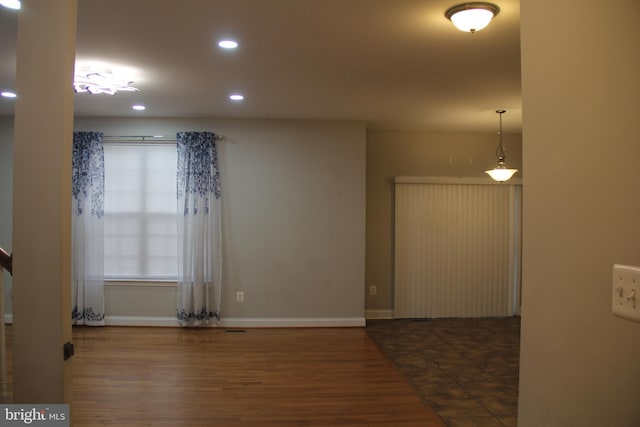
<box><xmin>71</xmin><ymin>131</ymin><xmax>105</xmax><ymax>326</ymax></box>
<box><xmin>176</xmin><ymin>131</ymin><xmax>222</xmax><ymax>326</ymax></box>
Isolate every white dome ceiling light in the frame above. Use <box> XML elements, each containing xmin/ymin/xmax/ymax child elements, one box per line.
<box><xmin>445</xmin><ymin>2</ymin><xmax>500</xmax><ymax>33</ymax></box>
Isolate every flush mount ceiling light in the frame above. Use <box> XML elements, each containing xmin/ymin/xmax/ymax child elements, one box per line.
<box><xmin>229</xmin><ymin>94</ymin><xmax>244</xmax><ymax>101</ymax></box>
<box><xmin>0</xmin><ymin>0</ymin><xmax>21</xmax><ymax>10</ymax></box>
<box><xmin>1</xmin><ymin>91</ymin><xmax>17</xmax><ymax>98</ymax></box>
<box><xmin>445</xmin><ymin>2</ymin><xmax>500</xmax><ymax>33</ymax></box>
<box><xmin>74</xmin><ymin>71</ymin><xmax>139</xmax><ymax>95</ymax></box>
<box><xmin>485</xmin><ymin>109</ymin><xmax>517</xmax><ymax>182</ymax></box>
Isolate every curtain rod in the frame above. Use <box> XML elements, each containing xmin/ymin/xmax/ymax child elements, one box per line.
<box><xmin>102</xmin><ymin>134</ymin><xmax>223</xmax><ymax>141</ymax></box>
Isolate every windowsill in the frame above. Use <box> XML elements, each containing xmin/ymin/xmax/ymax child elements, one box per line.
<box><xmin>105</xmin><ymin>279</ymin><xmax>177</xmax><ymax>288</ymax></box>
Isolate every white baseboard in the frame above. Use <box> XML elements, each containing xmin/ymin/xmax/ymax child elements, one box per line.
<box><xmin>8</xmin><ymin>315</ymin><xmax>179</xmax><ymax>327</ymax></box>
<box><xmin>105</xmin><ymin>316</ymin><xmax>180</xmax><ymax>327</ymax></box>
<box><xmin>104</xmin><ymin>316</ymin><xmax>365</xmax><ymax>328</ymax></box>
<box><xmin>7</xmin><ymin>314</ymin><xmax>368</xmax><ymax>328</ymax></box>
<box><xmin>220</xmin><ymin>317</ymin><xmax>365</xmax><ymax>328</ymax></box>
<box><xmin>365</xmin><ymin>309</ymin><xmax>393</xmax><ymax>320</ymax></box>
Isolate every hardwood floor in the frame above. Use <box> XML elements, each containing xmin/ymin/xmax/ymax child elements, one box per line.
<box><xmin>35</xmin><ymin>326</ymin><xmax>444</xmax><ymax>426</ymax></box>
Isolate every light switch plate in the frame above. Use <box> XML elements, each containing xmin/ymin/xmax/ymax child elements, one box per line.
<box><xmin>612</xmin><ymin>264</ymin><xmax>640</xmax><ymax>322</ymax></box>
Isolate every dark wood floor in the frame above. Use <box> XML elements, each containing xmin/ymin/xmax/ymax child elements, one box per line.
<box><xmin>6</xmin><ymin>325</ymin><xmax>446</xmax><ymax>426</ymax></box>
<box><xmin>4</xmin><ymin>318</ymin><xmax>521</xmax><ymax>426</ymax></box>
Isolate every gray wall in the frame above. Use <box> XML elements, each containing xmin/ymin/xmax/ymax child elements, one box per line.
<box><xmin>1</xmin><ymin>118</ymin><xmax>526</xmax><ymax>324</ymax></box>
<box><xmin>1</xmin><ymin>117</ymin><xmax>367</xmax><ymax>326</ymax></box>
<box><xmin>518</xmin><ymin>0</ymin><xmax>640</xmax><ymax>425</ymax></box>
<box><xmin>365</xmin><ymin>129</ymin><xmax>522</xmax><ymax>315</ymax></box>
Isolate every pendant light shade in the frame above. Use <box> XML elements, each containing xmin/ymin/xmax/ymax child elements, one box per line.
<box><xmin>486</xmin><ymin>166</ymin><xmax>517</xmax><ymax>182</ymax></box>
<box><xmin>485</xmin><ymin>110</ymin><xmax>517</xmax><ymax>182</ymax></box>
<box><xmin>445</xmin><ymin>3</ymin><xmax>500</xmax><ymax>33</ymax></box>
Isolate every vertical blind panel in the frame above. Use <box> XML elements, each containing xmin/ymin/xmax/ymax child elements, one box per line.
<box><xmin>394</xmin><ymin>183</ymin><xmax>513</xmax><ymax>318</ymax></box>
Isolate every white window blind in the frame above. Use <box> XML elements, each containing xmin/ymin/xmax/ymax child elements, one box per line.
<box><xmin>104</xmin><ymin>143</ymin><xmax>178</xmax><ymax>280</ymax></box>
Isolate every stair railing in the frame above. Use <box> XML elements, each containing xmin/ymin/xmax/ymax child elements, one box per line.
<box><xmin>0</xmin><ymin>247</ymin><xmax>11</xmax><ymax>402</ymax></box>
<box><xmin>0</xmin><ymin>248</ymin><xmax>10</xmax><ymax>275</ymax></box>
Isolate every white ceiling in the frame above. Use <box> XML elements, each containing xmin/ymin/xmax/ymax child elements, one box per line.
<box><xmin>0</xmin><ymin>0</ymin><xmax>522</xmax><ymax>132</ymax></box>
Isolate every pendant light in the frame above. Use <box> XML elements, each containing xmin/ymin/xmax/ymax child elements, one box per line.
<box><xmin>485</xmin><ymin>110</ymin><xmax>517</xmax><ymax>182</ymax></box>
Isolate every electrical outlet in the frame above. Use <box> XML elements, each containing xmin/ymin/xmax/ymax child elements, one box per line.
<box><xmin>612</xmin><ymin>264</ymin><xmax>640</xmax><ymax>322</ymax></box>
<box><xmin>369</xmin><ymin>285</ymin><xmax>377</xmax><ymax>296</ymax></box>
<box><xmin>236</xmin><ymin>291</ymin><xmax>244</xmax><ymax>303</ymax></box>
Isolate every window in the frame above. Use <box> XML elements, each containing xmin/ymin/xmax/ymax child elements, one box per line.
<box><xmin>104</xmin><ymin>143</ymin><xmax>177</xmax><ymax>280</ymax></box>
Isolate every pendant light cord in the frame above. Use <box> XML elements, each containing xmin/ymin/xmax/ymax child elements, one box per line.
<box><xmin>495</xmin><ymin>109</ymin><xmax>506</xmax><ymax>162</ymax></box>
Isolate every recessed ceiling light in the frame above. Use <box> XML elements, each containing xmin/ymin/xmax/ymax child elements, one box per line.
<box><xmin>1</xmin><ymin>91</ymin><xmax>17</xmax><ymax>98</ymax></box>
<box><xmin>218</xmin><ymin>40</ymin><xmax>238</xmax><ymax>49</ymax></box>
<box><xmin>0</xmin><ymin>0</ymin><xmax>21</xmax><ymax>10</ymax></box>
<box><xmin>132</xmin><ymin>104</ymin><xmax>146</xmax><ymax>111</ymax></box>
<box><xmin>229</xmin><ymin>94</ymin><xmax>244</xmax><ymax>101</ymax></box>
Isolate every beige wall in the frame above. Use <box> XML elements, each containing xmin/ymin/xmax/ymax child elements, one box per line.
<box><xmin>366</xmin><ymin>129</ymin><xmax>522</xmax><ymax>314</ymax></box>
<box><xmin>518</xmin><ymin>0</ymin><xmax>640</xmax><ymax>425</ymax></box>
<box><xmin>11</xmin><ymin>0</ymin><xmax>77</xmax><ymax>402</ymax></box>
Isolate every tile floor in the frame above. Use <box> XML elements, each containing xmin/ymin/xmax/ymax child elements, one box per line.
<box><xmin>366</xmin><ymin>317</ymin><xmax>520</xmax><ymax>427</ymax></box>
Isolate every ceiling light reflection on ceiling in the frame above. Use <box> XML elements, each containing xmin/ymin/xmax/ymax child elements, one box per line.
<box><xmin>132</xmin><ymin>105</ymin><xmax>146</xmax><ymax>111</ymax></box>
<box><xmin>74</xmin><ymin>72</ymin><xmax>139</xmax><ymax>95</ymax></box>
<box><xmin>229</xmin><ymin>94</ymin><xmax>244</xmax><ymax>101</ymax></box>
<box><xmin>218</xmin><ymin>40</ymin><xmax>238</xmax><ymax>49</ymax></box>
<box><xmin>445</xmin><ymin>2</ymin><xmax>500</xmax><ymax>33</ymax></box>
<box><xmin>0</xmin><ymin>0</ymin><xmax>21</xmax><ymax>10</ymax></box>
<box><xmin>1</xmin><ymin>91</ymin><xmax>17</xmax><ymax>98</ymax></box>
